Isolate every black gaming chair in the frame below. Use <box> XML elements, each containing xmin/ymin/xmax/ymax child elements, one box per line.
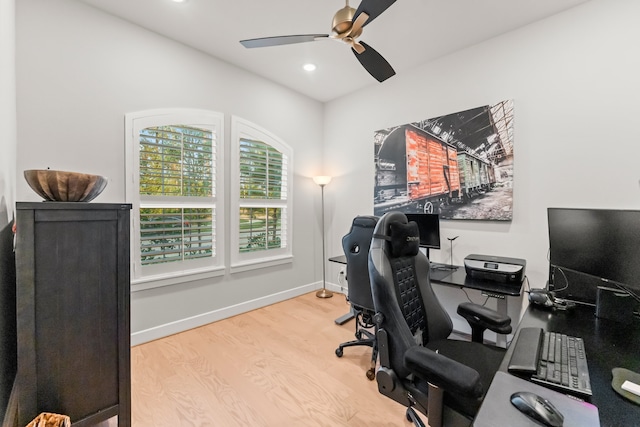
<box><xmin>368</xmin><ymin>211</ymin><xmax>512</xmax><ymax>427</ymax></box>
<box><xmin>335</xmin><ymin>215</ymin><xmax>379</xmax><ymax>380</ymax></box>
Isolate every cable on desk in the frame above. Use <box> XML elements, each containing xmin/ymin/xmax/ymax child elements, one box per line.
<box><xmin>547</xmin><ymin>248</ymin><xmax>570</xmax><ymax>293</ymax></box>
<box><xmin>550</xmin><ymin>266</ymin><xmax>569</xmax><ymax>293</ymax></box>
<box><xmin>523</xmin><ymin>275</ymin><xmax>531</xmax><ymax>292</ymax></box>
<box><xmin>461</xmin><ymin>287</ymin><xmax>490</xmax><ymax>307</ymax></box>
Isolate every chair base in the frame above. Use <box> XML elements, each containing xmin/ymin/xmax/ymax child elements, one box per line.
<box><xmin>335</xmin><ymin>329</ymin><xmax>377</xmax><ymax>380</ymax></box>
<box><xmin>406</xmin><ymin>408</ymin><xmax>427</xmax><ymax>427</ymax></box>
<box><xmin>335</xmin><ymin>310</ymin><xmax>378</xmax><ymax>380</ymax></box>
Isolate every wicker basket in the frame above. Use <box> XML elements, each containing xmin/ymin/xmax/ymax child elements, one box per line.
<box><xmin>25</xmin><ymin>412</ymin><xmax>71</xmax><ymax>427</ymax></box>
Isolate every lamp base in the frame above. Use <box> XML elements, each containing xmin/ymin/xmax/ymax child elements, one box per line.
<box><xmin>316</xmin><ymin>288</ymin><xmax>334</xmax><ymax>298</ymax></box>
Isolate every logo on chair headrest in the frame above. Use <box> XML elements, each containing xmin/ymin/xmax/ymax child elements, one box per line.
<box><xmin>388</xmin><ymin>221</ymin><xmax>421</xmax><ymax>258</ymax></box>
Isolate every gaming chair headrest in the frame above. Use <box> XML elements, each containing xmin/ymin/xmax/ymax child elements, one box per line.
<box><xmin>372</xmin><ymin>211</ymin><xmax>420</xmax><ymax>258</ymax></box>
<box><xmin>343</xmin><ymin>215</ymin><xmax>378</xmax><ymax>256</ymax></box>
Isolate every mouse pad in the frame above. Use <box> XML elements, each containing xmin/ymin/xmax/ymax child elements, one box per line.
<box><xmin>473</xmin><ymin>372</ymin><xmax>600</xmax><ymax>427</ymax></box>
<box><xmin>611</xmin><ymin>367</ymin><xmax>640</xmax><ymax>405</ymax></box>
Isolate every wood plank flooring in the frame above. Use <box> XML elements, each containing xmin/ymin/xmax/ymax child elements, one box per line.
<box><xmin>130</xmin><ymin>292</ymin><xmax>412</xmax><ymax>426</ymax></box>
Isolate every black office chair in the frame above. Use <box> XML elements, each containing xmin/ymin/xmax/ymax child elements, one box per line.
<box><xmin>335</xmin><ymin>215</ymin><xmax>379</xmax><ymax>380</ymax></box>
<box><xmin>368</xmin><ymin>211</ymin><xmax>512</xmax><ymax>427</ymax></box>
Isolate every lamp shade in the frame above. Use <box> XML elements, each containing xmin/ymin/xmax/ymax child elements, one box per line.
<box><xmin>313</xmin><ymin>175</ymin><xmax>332</xmax><ymax>186</ymax></box>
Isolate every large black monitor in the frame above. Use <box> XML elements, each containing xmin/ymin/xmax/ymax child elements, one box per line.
<box><xmin>547</xmin><ymin>207</ymin><xmax>640</xmax><ymax>305</ymax></box>
<box><xmin>405</xmin><ymin>213</ymin><xmax>441</xmax><ymax>249</ymax></box>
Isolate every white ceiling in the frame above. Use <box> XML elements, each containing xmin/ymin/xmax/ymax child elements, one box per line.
<box><xmin>77</xmin><ymin>0</ymin><xmax>590</xmax><ymax>102</ymax></box>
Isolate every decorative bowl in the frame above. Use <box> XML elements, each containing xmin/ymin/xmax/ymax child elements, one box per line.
<box><xmin>24</xmin><ymin>169</ymin><xmax>108</xmax><ymax>202</ymax></box>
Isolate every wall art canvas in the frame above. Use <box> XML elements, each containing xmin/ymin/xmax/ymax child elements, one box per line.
<box><xmin>373</xmin><ymin>100</ymin><xmax>514</xmax><ymax>220</ymax></box>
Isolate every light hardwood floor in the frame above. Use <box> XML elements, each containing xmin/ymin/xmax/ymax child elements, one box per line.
<box><xmin>129</xmin><ymin>292</ymin><xmax>413</xmax><ymax>426</ymax></box>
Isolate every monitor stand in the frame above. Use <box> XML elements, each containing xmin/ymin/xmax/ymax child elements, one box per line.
<box><xmin>443</xmin><ymin>236</ymin><xmax>460</xmax><ymax>270</ymax></box>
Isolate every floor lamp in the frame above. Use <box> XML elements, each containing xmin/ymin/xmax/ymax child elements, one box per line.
<box><xmin>314</xmin><ymin>175</ymin><xmax>333</xmax><ymax>298</ymax></box>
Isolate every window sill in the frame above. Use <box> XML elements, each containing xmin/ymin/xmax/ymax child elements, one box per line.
<box><xmin>230</xmin><ymin>255</ymin><xmax>293</xmax><ymax>274</ymax></box>
<box><xmin>131</xmin><ymin>266</ymin><xmax>226</xmax><ymax>292</ymax></box>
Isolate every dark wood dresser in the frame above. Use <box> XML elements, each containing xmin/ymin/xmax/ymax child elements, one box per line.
<box><xmin>15</xmin><ymin>202</ymin><xmax>131</xmax><ymax>427</ymax></box>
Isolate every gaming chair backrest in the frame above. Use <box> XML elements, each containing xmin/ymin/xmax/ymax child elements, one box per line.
<box><xmin>369</xmin><ymin>211</ymin><xmax>453</xmax><ymax>379</ymax></box>
<box><xmin>341</xmin><ymin>215</ymin><xmax>378</xmax><ymax>311</ymax></box>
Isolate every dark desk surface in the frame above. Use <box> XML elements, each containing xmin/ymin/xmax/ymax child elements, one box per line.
<box><xmin>328</xmin><ymin>255</ymin><xmax>346</xmax><ymax>264</ymax></box>
<box><xmin>329</xmin><ymin>256</ymin><xmax>523</xmax><ymax>297</ymax></box>
<box><xmin>498</xmin><ymin>304</ymin><xmax>640</xmax><ymax>426</ymax></box>
<box><xmin>430</xmin><ymin>265</ymin><xmax>523</xmax><ymax>297</ymax></box>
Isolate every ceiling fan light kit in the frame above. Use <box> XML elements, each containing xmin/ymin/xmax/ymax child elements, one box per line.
<box><xmin>240</xmin><ymin>0</ymin><xmax>397</xmax><ymax>83</ymax></box>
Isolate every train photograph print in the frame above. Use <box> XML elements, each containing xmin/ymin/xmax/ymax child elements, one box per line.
<box><xmin>373</xmin><ymin>100</ymin><xmax>514</xmax><ymax>221</ymax></box>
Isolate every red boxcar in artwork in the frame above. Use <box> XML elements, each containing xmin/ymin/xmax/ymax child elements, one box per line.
<box><xmin>375</xmin><ymin>125</ymin><xmax>462</xmax><ymax>214</ymax></box>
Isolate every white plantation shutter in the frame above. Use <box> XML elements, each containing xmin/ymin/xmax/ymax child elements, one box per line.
<box><xmin>139</xmin><ymin>125</ymin><xmax>215</xmax><ymax>197</ymax></box>
<box><xmin>138</xmin><ymin>125</ymin><xmax>215</xmax><ymax>266</ymax></box>
<box><xmin>239</xmin><ymin>138</ymin><xmax>288</xmax><ymax>253</ymax></box>
<box><xmin>139</xmin><ymin>207</ymin><xmax>214</xmax><ymax>265</ymax></box>
<box><xmin>231</xmin><ymin>117</ymin><xmax>293</xmax><ymax>271</ymax></box>
<box><xmin>126</xmin><ymin>110</ymin><xmax>225</xmax><ymax>284</ymax></box>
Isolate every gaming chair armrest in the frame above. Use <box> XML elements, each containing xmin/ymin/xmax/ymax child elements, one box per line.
<box><xmin>403</xmin><ymin>346</ymin><xmax>483</xmax><ymax>398</ymax></box>
<box><xmin>456</xmin><ymin>302</ymin><xmax>512</xmax><ymax>341</ymax></box>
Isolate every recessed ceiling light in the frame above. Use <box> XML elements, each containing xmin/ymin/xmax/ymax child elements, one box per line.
<box><xmin>172</xmin><ymin>0</ymin><xmax>188</xmax><ymax>3</ymax></box>
<box><xmin>303</xmin><ymin>63</ymin><xmax>317</xmax><ymax>72</ymax></box>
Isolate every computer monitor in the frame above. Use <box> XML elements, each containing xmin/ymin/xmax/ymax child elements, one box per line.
<box><xmin>405</xmin><ymin>213</ymin><xmax>441</xmax><ymax>249</ymax></box>
<box><xmin>547</xmin><ymin>207</ymin><xmax>640</xmax><ymax>305</ymax></box>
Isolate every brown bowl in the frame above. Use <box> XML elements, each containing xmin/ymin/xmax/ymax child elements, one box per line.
<box><xmin>24</xmin><ymin>169</ymin><xmax>108</xmax><ymax>202</ymax></box>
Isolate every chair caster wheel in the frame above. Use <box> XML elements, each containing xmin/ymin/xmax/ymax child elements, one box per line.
<box><xmin>355</xmin><ymin>330</ymin><xmax>363</xmax><ymax>340</ymax></box>
<box><xmin>335</xmin><ymin>348</ymin><xmax>343</xmax><ymax>357</ymax></box>
<box><xmin>406</xmin><ymin>408</ymin><xmax>418</xmax><ymax>422</ymax></box>
<box><xmin>366</xmin><ymin>369</ymin><xmax>375</xmax><ymax>380</ymax></box>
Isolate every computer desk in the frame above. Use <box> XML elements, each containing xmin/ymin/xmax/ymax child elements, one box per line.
<box><xmin>328</xmin><ymin>255</ymin><xmax>356</xmax><ymax>325</ymax></box>
<box><xmin>429</xmin><ymin>264</ymin><xmax>523</xmax><ymax>347</ymax></box>
<box><xmin>329</xmin><ymin>256</ymin><xmax>523</xmax><ymax>346</ymax></box>
<box><xmin>475</xmin><ymin>303</ymin><xmax>640</xmax><ymax>426</ymax></box>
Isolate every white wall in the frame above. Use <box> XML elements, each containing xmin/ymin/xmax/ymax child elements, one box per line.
<box><xmin>323</xmin><ymin>0</ymin><xmax>640</xmax><ymax>333</ymax></box>
<box><xmin>16</xmin><ymin>0</ymin><xmax>326</xmax><ymax>343</ymax></box>
<box><xmin>0</xmin><ymin>0</ymin><xmax>16</xmax><ymax>225</ymax></box>
<box><xmin>15</xmin><ymin>0</ymin><xmax>640</xmax><ymax>342</ymax></box>
<box><xmin>0</xmin><ymin>0</ymin><xmax>16</xmax><ymax>417</ymax></box>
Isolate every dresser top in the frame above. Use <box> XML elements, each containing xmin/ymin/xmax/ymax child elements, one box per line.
<box><xmin>17</xmin><ymin>202</ymin><xmax>131</xmax><ymax>210</ymax></box>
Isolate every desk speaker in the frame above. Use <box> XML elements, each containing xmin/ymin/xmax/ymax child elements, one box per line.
<box><xmin>595</xmin><ymin>286</ymin><xmax>637</xmax><ymax>322</ymax></box>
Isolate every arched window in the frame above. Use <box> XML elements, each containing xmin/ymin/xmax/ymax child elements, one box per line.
<box><xmin>125</xmin><ymin>109</ymin><xmax>224</xmax><ymax>287</ymax></box>
<box><xmin>230</xmin><ymin>116</ymin><xmax>293</xmax><ymax>272</ymax></box>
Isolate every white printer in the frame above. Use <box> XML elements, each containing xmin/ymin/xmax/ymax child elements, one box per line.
<box><xmin>464</xmin><ymin>254</ymin><xmax>526</xmax><ymax>284</ymax></box>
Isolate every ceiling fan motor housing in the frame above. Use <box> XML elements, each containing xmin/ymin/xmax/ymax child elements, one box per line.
<box><xmin>332</xmin><ymin>5</ymin><xmax>357</xmax><ymax>38</ymax></box>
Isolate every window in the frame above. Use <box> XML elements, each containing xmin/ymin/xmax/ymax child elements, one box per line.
<box><xmin>126</xmin><ymin>109</ymin><xmax>224</xmax><ymax>286</ymax></box>
<box><xmin>230</xmin><ymin>116</ymin><xmax>293</xmax><ymax>271</ymax></box>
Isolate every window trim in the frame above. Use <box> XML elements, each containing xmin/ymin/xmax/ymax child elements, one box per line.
<box><xmin>125</xmin><ymin>109</ymin><xmax>225</xmax><ymax>288</ymax></box>
<box><xmin>230</xmin><ymin>116</ymin><xmax>293</xmax><ymax>273</ymax></box>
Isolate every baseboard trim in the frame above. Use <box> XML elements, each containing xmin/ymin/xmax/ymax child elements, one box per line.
<box><xmin>131</xmin><ymin>281</ymin><xmax>342</xmax><ymax>346</ymax></box>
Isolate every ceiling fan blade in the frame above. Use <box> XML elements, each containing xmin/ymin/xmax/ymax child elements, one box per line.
<box><xmin>352</xmin><ymin>41</ymin><xmax>395</xmax><ymax>82</ymax></box>
<box><xmin>348</xmin><ymin>12</ymin><xmax>369</xmax><ymax>38</ymax></box>
<box><xmin>240</xmin><ymin>34</ymin><xmax>329</xmax><ymax>48</ymax></box>
<box><xmin>353</xmin><ymin>0</ymin><xmax>397</xmax><ymax>28</ymax></box>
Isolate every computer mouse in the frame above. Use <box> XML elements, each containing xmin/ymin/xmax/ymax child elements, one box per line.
<box><xmin>510</xmin><ymin>391</ymin><xmax>564</xmax><ymax>427</ymax></box>
<box><xmin>529</xmin><ymin>289</ymin><xmax>554</xmax><ymax>308</ymax></box>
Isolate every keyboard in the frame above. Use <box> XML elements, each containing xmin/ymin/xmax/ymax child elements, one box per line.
<box><xmin>508</xmin><ymin>327</ymin><xmax>592</xmax><ymax>398</ymax></box>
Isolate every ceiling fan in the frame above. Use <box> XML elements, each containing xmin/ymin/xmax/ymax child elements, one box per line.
<box><xmin>240</xmin><ymin>0</ymin><xmax>397</xmax><ymax>83</ymax></box>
